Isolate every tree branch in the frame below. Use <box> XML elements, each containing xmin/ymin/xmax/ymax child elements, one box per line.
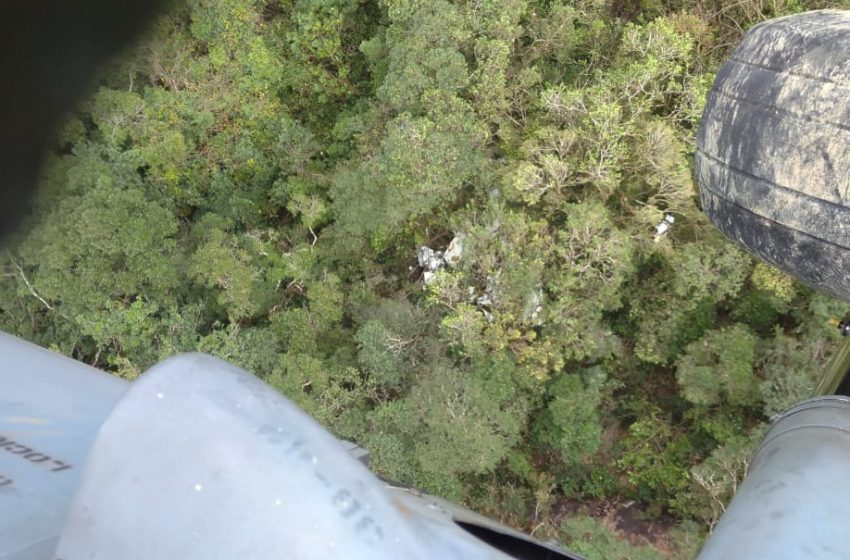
<box><xmin>12</xmin><ymin>261</ymin><xmax>54</xmax><ymax>311</ymax></box>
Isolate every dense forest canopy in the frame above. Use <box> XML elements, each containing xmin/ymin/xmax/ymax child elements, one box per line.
<box><xmin>3</xmin><ymin>0</ymin><xmax>850</xmax><ymax>556</ymax></box>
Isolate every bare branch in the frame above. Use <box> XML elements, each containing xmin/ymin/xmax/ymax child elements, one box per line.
<box><xmin>12</xmin><ymin>261</ymin><xmax>53</xmax><ymax>311</ymax></box>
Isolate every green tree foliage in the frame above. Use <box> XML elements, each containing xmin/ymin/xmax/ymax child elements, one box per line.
<box><xmin>2</xmin><ymin>0</ymin><xmax>847</xmax><ymax>554</ymax></box>
<box><xmin>534</xmin><ymin>368</ymin><xmax>608</xmax><ymax>479</ymax></box>
<box><xmin>675</xmin><ymin>431</ymin><xmax>762</xmax><ymax>528</ymax></box>
<box><xmin>676</xmin><ymin>324</ymin><xmax>759</xmax><ymax>408</ymax></box>
<box><xmin>618</xmin><ymin>411</ymin><xmax>693</xmax><ymax>514</ymax></box>
<box><xmin>561</xmin><ymin>515</ymin><xmax>667</xmax><ymax>560</ymax></box>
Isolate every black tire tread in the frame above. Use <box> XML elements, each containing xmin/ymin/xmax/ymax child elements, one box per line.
<box><xmin>695</xmin><ymin>9</ymin><xmax>850</xmax><ymax>301</ymax></box>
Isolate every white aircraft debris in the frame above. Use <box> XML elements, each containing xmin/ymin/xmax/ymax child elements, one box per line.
<box><xmin>443</xmin><ymin>234</ymin><xmax>464</xmax><ymax>268</ymax></box>
<box><xmin>653</xmin><ymin>214</ymin><xmax>675</xmax><ymax>242</ymax></box>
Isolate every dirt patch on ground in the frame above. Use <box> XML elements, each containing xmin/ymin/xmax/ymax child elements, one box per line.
<box><xmin>555</xmin><ymin>498</ymin><xmax>679</xmax><ymax>556</ymax></box>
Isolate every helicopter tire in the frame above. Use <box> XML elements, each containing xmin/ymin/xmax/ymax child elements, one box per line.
<box><xmin>695</xmin><ymin>10</ymin><xmax>850</xmax><ymax>302</ymax></box>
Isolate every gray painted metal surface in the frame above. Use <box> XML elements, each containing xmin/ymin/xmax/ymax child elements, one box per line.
<box><xmin>55</xmin><ymin>353</ymin><xmax>580</xmax><ymax>559</ymax></box>
<box><xmin>0</xmin><ymin>333</ymin><xmax>128</xmax><ymax>560</ymax></box>
<box><xmin>698</xmin><ymin>396</ymin><xmax>850</xmax><ymax>559</ymax></box>
<box><xmin>0</xmin><ymin>332</ymin><xmax>579</xmax><ymax>559</ymax></box>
